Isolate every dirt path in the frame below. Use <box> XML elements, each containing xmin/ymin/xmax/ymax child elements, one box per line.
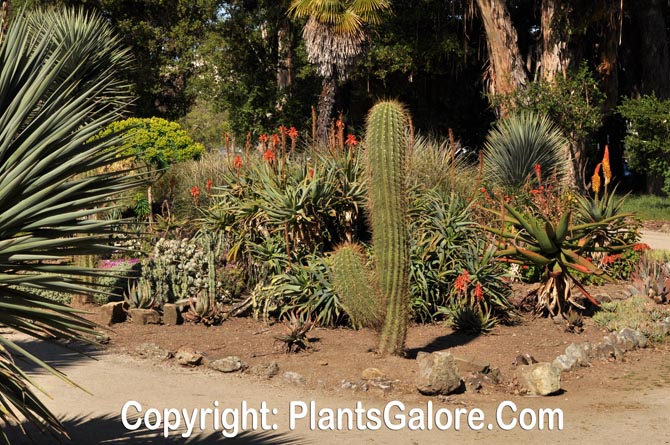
<box><xmin>641</xmin><ymin>230</ymin><xmax>670</xmax><ymax>251</ymax></box>
<box><xmin>5</xmin><ymin>334</ymin><xmax>670</xmax><ymax>445</ymax></box>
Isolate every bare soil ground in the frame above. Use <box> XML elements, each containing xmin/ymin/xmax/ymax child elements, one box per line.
<box><xmin>6</xmin><ymin>282</ymin><xmax>670</xmax><ymax>444</ymax></box>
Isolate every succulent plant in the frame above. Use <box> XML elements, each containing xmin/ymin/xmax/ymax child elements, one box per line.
<box><xmin>273</xmin><ymin>312</ymin><xmax>314</xmax><ymax>353</ymax></box>
<box><xmin>446</xmin><ymin>304</ymin><xmax>497</xmax><ymax>335</ymax></box>
<box><xmin>331</xmin><ymin>100</ymin><xmax>411</xmax><ymax>355</ymax></box>
<box><xmin>124</xmin><ymin>278</ymin><xmax>156</xmax><ymax>309</ymax></box>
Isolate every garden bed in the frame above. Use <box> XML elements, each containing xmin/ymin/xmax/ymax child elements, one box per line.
<box><xmin>81</xmin><ymin>282</ymin><xmax>670</xmax><ymax>403</ymax></box>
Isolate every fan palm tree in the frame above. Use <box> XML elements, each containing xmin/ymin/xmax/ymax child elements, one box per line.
<box><xmin>0</xmin><ymin>7</ymin><xmax>144</xmax><ymax>442</ymax></box>
<box><xmin>288</xmin><ymin>0</ymin><xmax>390</xmax><ymax>143</ymax></box>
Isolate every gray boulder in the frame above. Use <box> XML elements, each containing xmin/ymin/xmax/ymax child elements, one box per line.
<box><xmin>415</xmin><ymin>351</ymin><xmax>464</xmax><ymax>396</ymax></box>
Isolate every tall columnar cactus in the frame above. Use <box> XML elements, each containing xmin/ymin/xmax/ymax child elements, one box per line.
<box><xmin>332</xmin><ymin>100</ymin><xmax>411</xmax><ymax>355</ymax></box>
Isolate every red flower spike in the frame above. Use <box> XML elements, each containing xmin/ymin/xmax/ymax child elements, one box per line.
<box><xmin>263</xmin><ymin>149</ymin><xmax>276</xmax><ymax>162</ymax></box>
<box><xmin>234</xmin><ymin>155</ymin><xmax>243</xmax><ymax>170</ymax></box>
<box><xmin>345</xmin><ymin>134</ymin><xmax>358</xmax><ymax>147</ymax></box>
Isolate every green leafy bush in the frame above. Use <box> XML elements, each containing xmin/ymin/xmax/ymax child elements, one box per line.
<box><xmin>617</xmin><ymin>94</ymin><xmax>670</xmax><ymax>194</ymax></box>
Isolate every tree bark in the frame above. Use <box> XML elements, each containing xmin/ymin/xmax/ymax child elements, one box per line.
<box><xmin>475</xmin><ymin>0</ymin><xmax>527</xmax><ymax>110</ymax></box>
<box><xmin>277</xmin><ymin>18</ymin><xmax>292</xmax><ymax>94</ymax></box>
<box><xmin>540</xmin><ymin>0</ymin><xmax>569</xmax><ymax>82</ymax></box>
<box><xmin>597</xmin><ymin>0</ymin><xmax>623</xmax><ymax>113</ymax></box>
<box><xmin>316</xmin><ymin>75</ymin><xmax>336</xmax><ymax>144</ymax></box>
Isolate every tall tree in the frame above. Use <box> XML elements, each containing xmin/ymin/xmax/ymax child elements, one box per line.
<box><xmin>474</xmin><ymin>0</ymin><xmax>527</xmax><ymax>103</ymax></box>
<box><xmin>288</xmin><ymin>0</ymin><xmax>390</xmax><ymax>142</ymax></box>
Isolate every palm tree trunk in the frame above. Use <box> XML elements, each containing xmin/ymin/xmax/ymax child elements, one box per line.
<box><xmin>316</xmin><ymin>74</ymin><xmax>336</xmax><ymax>143</ymax></box>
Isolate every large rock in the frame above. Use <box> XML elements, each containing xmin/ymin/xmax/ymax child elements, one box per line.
<box><xmin>552</xmin><ymin>354</ymin><xmax>578</xmax><ymax>372</ymax></box>
<box><xmin>100</xmin><ymin>302</ymin><xmax>126</xmax><ymax>325</ymax></box>
<box><xmin>415</xmin><ymin>351</ymin><xmax>464</xmax><ymax>396</ymax></box>
<box><xmin>209</xmin><ymin>356</ymin><xmax>247</xmax><ymax>373</ymax></box>
<box><xmin>162</xmin><ymin>303</ymin><xmax>182</xmax><ymax>326</ymax></box>
<box><xmin>520</xmin><ymin>363</ymin><xmax>561</xmax><ymax>396</ymax></box>
<box><xmin>129</xmin><ymin>308</ymin><xmax>161</xmax><ymax>325</ymax></box>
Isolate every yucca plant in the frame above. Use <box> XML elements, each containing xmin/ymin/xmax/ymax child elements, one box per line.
<box><xmin>483</xmin><ymin>112</ymin><xmax>569</xmax><ymax>189</ymax></box>
<box><xmin>0</xmin><ymin>7</ymin><xmax>142</xmax><ymax>442</ymax></box>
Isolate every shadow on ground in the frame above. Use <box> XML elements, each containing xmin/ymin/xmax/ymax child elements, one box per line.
<box><xmin>4</xmin><ymin>414</ymin><xmax>309</xmax><ymax>445</ymax></box>
<box><xmin>7</xmin><ymin>335</ymin><xmax>104</xmax><ymax>375</ymax></box>
<box><xmin>404</xmin><ymin>332</ymin><xmax>478</xmax><ymax>359</ymax></box>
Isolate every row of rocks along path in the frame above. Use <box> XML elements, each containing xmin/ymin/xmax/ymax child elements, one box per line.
<box><xmin>5</xmin><ymin>229</ymin><xmax>670</xmax><ymax>444</ymax></box>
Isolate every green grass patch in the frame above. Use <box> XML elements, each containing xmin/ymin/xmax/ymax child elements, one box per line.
<box><xmin>620</xmin><ymin>194</ymin><xmax>670</xmax><ymax>221</ymax></box>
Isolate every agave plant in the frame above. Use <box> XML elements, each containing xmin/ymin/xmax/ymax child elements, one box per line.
<box><xmin>0</xmin><ymin>8</ymin><xmax>142</xmax><ymax>442</ymax></box>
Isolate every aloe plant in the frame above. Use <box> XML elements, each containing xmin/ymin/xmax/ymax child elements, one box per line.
<box><xmin>486</xmin><ymin>203</ymin><xmax>630</xmax><ymax>317</ymax></box>
<box><xmin>0</xmin><ymin>8</ymin><xmax>142</xmax><ymax>442</ymax></box>
<box><xmin>331</xmin><ymin>100</ymin><xmax>411</xmax><ymax>355</ymax></box>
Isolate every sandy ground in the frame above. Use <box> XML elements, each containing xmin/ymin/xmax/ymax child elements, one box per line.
<box><xmin>641</xmin><ymin>230</ymin><xmax>670</xmax><ymax>252</ymax></box>
<box><xmin>4</xmin><ymin>334</ymin><xmax>670</xmax><ymax>445</ymax></box>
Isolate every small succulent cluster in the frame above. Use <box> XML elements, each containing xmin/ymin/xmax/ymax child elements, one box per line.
<box><xmin>125</xmin><ymin>237</ymin><xmax>227</xmax><ymax>320</ymax></box>
<box><xmin>629</xmin><ymin>254</ymin><xmax>670</xmax><ymax>304</ymax></box>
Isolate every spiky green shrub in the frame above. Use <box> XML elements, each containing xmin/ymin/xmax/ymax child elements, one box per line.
<box><xmin>0</xmin><ymin>7</ymin><xmax>143</xmax><ymax>441</ymax></box>
<box><xmin>483</xmin><ymin>112</ymin><xmax>568</xmax><ymax>189</ymax></box>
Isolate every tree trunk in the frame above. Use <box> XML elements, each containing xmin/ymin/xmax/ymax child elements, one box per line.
<box><xmin>475</xmin><ymin>0</ymin><xmax>527</xmax><ymax>111</ymax></box>
<box><xmin>276</xmin><ymin>17</ymin><xmax>292</xmax><ymax>110</ymax></box>
<box><xmin>316</xmin><ymin>75</ymin><xmax>336</xmax><ymax>144</ymax></box>
<box><xmin>632</xmin><ymin>0</ymin><xmax>670</xmax><ymax>99</ymax></box>
<box><xmin>540</xmin><ymin>0</ymin><xmax>569</xmax><ymax>82</ymax></box>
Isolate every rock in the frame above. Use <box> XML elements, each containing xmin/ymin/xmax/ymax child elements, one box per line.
<box><xmin>209</xmin><ymin>356</ymin><xmax>247</xmax><ymax>373</ymax></box>
<box><xmin>250</xmin><ymin>362</ymin><xmax>280</xmax><ymax>379</ymax></box>
<box><xmin>453</xmin><ymin>356</ymin><xmax>490</xmax><ymax>374</ymax></box>
<box><xmin>619</xmin><ymin>328</ymin><xmax>648</xmax><ymax>349</ymax></box>
<box><xmin>175</xmin><ymin>348</ymin><xmax>203</xmax><ymax>367</ymax></box>
<box><xmin>129</xmin><ymin>308</ymin><xmax>161</xmax><ymax>325</ymax></box>
<box><xmin>552</xmin><ymin>354</ymin><xmax>578</xmax><ymax>372</ymax></box>
<box><xmin>597</xmin><ymin>343</ymin><xmax>623</xmax><ymax>360</ymax></box>
<box><xmin>464</xmin><ymin>374</ymin><xmax>484</xmax><ymax>392</ymax></box>
<box><xmin>564</xmin><ymin>343</ymin><xmax>590</xmax><ymax>367</ymax></box>
<box><xmin>100</xmin><ymin>302</ymin><xmax>126</xmax><ymax>325</ymax></box>
<box><xmin>361</xmin><ymin>368</ymin><xmax>386</xmax><ymax>380</ymax></box>
<box><xmin>283</xmin><ymin>371</ymin><xmax>306</xmax><ymax>386</ymax></box>
<box><xmin>415</xmin><ymin>351</ymin><xmax>464</xmax><ymax>396</ymax></box>
<box><xmin>513</xmin><ymin>354</ymin><xmax>538</xmax><ymax>366</ymax></box>
<box><xmin>162</xmin><ymin>304</ymin><xmax>182</xmax><ymax>325</ymax></box>
<box><xmin>136</xmin><ymin>343</ymin><xmax>172</xmax><ymax>361</ymax></box>
<box><xmin>520</xmin><ymin>363</ymin><xmax>561</xmax><ymax>396</ymax></box>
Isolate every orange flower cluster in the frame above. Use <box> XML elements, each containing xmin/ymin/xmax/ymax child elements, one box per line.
<box><xmin>454</xmin><ymin>269</ymin><xmax>471</xmax><ymax>293</ymax></box>
<box><xmin>345</xmin><ymin>134</ymin><xmax>358</xmax><ymax>147</ymax></box>
<box><xmin>592</xmin><ymin>163</ymin><xmax>602</xmax><ymax>194</ymax></box>
<box><xmin>473</xmin><ymin>283</ymin><xmax>484</xmax><ymax>302</ymax></box>
<box><xmin>263</xmin><ymin>149</ymin><xmax>276</xmax><ymax>162</ymax></box>
<box><xmin>633</xmin><ymin>243</ymin><xmax>651</xmax><ymax>251</ymax></box>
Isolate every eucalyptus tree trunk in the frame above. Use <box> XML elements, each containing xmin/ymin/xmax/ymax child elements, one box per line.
<box><xmin>475</xmin><ymin>0</ymin><xmax>527</xmax><ymax>111</ymax></box>
<box><xmin>540</xmin><ymin>0</ymin><xmax>569</xmax><ymax>82</ymax></box>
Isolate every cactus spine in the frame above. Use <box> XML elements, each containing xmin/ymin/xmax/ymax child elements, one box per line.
<box><xmin>332</xmin><ymin>100</ymin><xmax>410</xmax><ymax>355</ymax></box>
